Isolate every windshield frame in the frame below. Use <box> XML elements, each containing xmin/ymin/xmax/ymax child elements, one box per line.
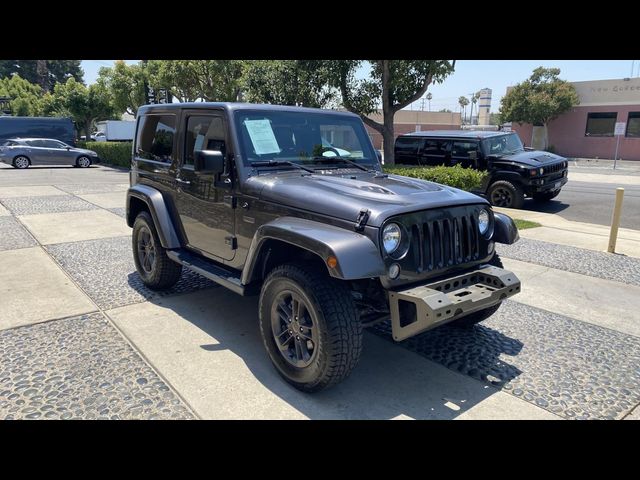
<box><xmin>481</xmin><ymin>133</ymin><xmax>524</xmax><ymax>157</ymax></box>
<box><xmin>231</xmin><ymin>108</ymin><xmax>380</xmax><ymax>170</ymax></box>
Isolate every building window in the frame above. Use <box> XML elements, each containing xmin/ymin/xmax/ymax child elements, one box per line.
<box><xmin>626</xmin><ymin>112</ymin><xmax>640</xmax><ymax>138</ymax></box>
<box><xmin>585</xmin><ymin>112</ymin><xmax>617</xmax><ymax>137</ymax></box>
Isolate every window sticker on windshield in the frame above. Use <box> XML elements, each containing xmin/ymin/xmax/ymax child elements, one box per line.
<box><xmin>244</xmin><ymin>119</ymin><xmax>280</xmax><ymax>155</ymax></box>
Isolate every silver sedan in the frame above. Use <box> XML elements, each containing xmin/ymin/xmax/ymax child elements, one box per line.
<box><xmin>0</xmin><ymin>138</ymin><xmax>100</xmax><ymax>169</ymax></box>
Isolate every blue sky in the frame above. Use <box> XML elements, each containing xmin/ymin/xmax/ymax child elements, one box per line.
<box><xmin>81</xmin><ymin>60</ymin><xmax>638</xmax><ymax>113</ymax></box>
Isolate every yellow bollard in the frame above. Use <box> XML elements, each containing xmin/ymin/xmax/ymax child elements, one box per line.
<box><xmin>607</xmin><ymin>187</ymin><xmax>625</xmax><ymax>253</ymax></box>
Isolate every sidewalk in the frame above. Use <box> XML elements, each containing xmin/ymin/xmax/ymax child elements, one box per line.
<box><xmin>495</xmin><ymin>207</ymin><xmax>640</xmax><ymax>258</ymax></box>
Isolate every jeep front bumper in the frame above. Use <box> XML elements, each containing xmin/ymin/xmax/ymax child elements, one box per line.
<box><xmin>388</xmin><ymin>265</ymin><xmax>521</xmax><ymax>341</ymax></box>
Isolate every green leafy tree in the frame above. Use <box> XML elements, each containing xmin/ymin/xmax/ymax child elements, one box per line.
<box><xmin>438</xmin><ymin>108</ymin><xmax>453</xmax><ymax>113</ymax></box>
<box><xmin>243</xmin><ymin>60</ymin><xmax>335</xmax><ymax>107</ymax></box>
<box><xmin>0</xmin><ymin>60</ymin><xmax>83</xmax><ymax>92</ymax></box>
<box><xmin>458</xmin><ymin>96</ymin><xmax>469</xmax><ymax>122</ymax></box>
<box><xmin>97</xmin><ymin>60</ymin><xmax>147</xmax><ymax>116</ymax></box>
<box><xmin>500</xmin><ymin>67</ymin><xmax>579</xmax><ymax>149</ymax></box>
<box><xmin>308</xmin><ymin>60</ymin><xmax>456</xmax><ymax>164</ymax></box>
<box><xmin>0</xmin><ymin>74</ymin><xmax>43</xmax><ymax>116</ymax></box>
<box><xmin>42</xmin><ymin>78</ymin><xmax>116</xmax><ymax>140</ymax></box>
<box><xmin>146</xmin><ymin>60</ymin><xmax>245</xmax><ymax>102</ymax></box>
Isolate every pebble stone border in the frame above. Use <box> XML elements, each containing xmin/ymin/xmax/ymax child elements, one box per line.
<box><xmin>0</xmin><ymin>216</ymin><xmax>37</xmax><ymax>251</ymax></box>
<box><xmin>1</xmin><ymin>195</ymin><xmax>100</xmax><ymax>216</ymax></box>
<box><xmin>46</xmin><ymin>236</ymin><xmax>217</xmax><ymax>310</ymax></box>
<box><xmin>370</xmin><ymin>301</ymin><xmax>640</xmax><ymax>420</ymax></box>
<box><xmin>496</xmin><ymin>237</ymin><xmax>640</xmax><ymax>287</ymax></box>
<box><xmin>0</xmin><ymin>313</ymin><xmax>195</xmax><ymax>420</ymax></box>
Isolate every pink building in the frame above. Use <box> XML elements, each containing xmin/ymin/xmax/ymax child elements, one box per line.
<box><xmin>511</xmin><ymin>77</ymin><xmax>640</xmax><ymax>161</ymax></box>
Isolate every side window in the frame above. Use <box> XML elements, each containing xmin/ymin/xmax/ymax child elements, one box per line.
<box><xmin>27</xmin><ymin>140</ymin><xmax>45</xmax><ymax>147</ymax></box>
<box><xmin>423</xmin><ymin>139</ymin><xmax>448</xmax><ymax>156</ymax></box>
<box><xmin>41</xmin><ymin>140</ymin><xmax>62</xmax><ymax>148</ymax></box>
<box><xmin>395</xmin><ymin>137</ymin><xmax>422</xmax><ymax>153</ymax></box>
<box><xmin>135</xmin><ymin>114</ymin><xmax>176</xmax><ymax>162</ymax></box>
<box><xmin>452</xmin><ymin>141</ymin><xmax>479</xmax><ymax>158</ymax></box>
<box><xmin>184</xmin><ymin>115</ymin><xmax>226</xmax><ymax>167</ymax></box>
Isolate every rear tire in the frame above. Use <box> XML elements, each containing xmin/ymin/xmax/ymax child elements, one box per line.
<box><xmin>12</xmin><ymin>156</ymin><xmax>30</xmax><ymax>169</ymax></box>
<box><xmin>488</xmin><ymin>180</ymin><xmax>524</xmax><ymax>209</ymax></box>
<box><xmin>259</xmin><ymin>263</ymin><xmax>362</xmax><ymax>392</ymax></box>
<box><xmin>451</xmin><ymin>254</ymin><xmax>504</xmax><ymax>328</ymax></box>
<box><xmin>132</xmin><ymin>211</ymin><xmax>182</xmax><ymax>290</ymax></box>
<box><xmin>532</xmin><ymin>190</ymin><xmax>560</xmax><ymax>202</ymax></box>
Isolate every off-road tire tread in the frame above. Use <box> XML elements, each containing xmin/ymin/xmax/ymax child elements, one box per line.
<box><xmin>489</xmin><ymin>180</ymin><xmax>525</xmax><ymax>209</ymax></box>
<box><xmin>259</xmin><ymin>263</ymin><xmax>362</xmax><ymax>392</ymax></box>
<box><xmin>132</xmin><ymin>211</ymin><xmax>182</xmax><ymax>290</ymax></box>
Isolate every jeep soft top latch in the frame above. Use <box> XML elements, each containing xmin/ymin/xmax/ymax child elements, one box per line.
<box><xmin>355</xmin><ymin>208</ymin><xmax>370</xmax><ymax>232</ymax></box>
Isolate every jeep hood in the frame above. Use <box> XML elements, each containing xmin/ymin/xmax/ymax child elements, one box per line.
<box><xmin>244</xmin><ymin>171</ymin><xmax>488</xmax><ymax>227</ymax></box>
<box><xmin>491</xmin><ymin>149</ymin><xmax>565</xmax><ymax>167</ymax></box>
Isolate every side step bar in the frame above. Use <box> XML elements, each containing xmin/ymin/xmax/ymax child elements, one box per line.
<box><xmin>167</xmin><ymin>249</ymin><xmax>246</xmax><ymax>296</ymax></box>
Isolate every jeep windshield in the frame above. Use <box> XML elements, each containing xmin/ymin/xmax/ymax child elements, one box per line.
<box><xmin>481</xmin><ymin>133</ymin><xmax>524</xmax><ymax>156</ymax></box>
<box><xmin>234</xmin><ymin>110</ymin><xmax>378</xmax><ymax>168</ymax></box>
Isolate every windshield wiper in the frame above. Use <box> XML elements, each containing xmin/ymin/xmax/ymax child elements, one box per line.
<box><xmin>251</xmin><ymin>160</ymin><xmax>315</xmax><ymax>173</ymax></box>
<box><xmin>310</xmin><ymin>156</ymin><xmax>373</xmax><ymax>172</ymax></box>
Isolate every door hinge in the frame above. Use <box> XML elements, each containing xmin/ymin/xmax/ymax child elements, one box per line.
<box><xmin>355</xmin><ymin>208</ymin><xmax>370</xmax><ymax>232</ymax></box>
<box><xmin>223</xmin><ymin>195</ymin><xmax>237</xmax><ymax>208</ymax></box>
<box><xmin>225</xmin><ymin>236</ymin><xmax>238</xmax><ymax>250</ymax></box>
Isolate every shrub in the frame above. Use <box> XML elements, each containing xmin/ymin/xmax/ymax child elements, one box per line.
<box><xmin>383</xmin><ymin>164</ymin><xmax>488</xmax><ymax>191</ymax></box>
<box><xmin>83</xmin><ymin>141</ymin><xmax>132</xmax><ymax>168</ymax></box>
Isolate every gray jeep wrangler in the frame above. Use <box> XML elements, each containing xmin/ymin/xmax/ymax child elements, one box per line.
<box><xmin>126</xmin><ymin>102</ymin><xmax>521</xmax><ymax>392</ymax></box>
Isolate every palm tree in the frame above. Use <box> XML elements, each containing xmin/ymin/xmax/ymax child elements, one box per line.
<box><xmin>458</xmin><ymin>96</ymin><xmax>469</xmax><ymax>124</ymax></box>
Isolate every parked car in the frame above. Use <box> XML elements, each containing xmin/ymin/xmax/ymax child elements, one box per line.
<box><xmin>394</xmin><ymin>130</ymin><xmax>569</xmax><ymax>209</ymax></box>
<box><xmin>126</xmin><ymin>102</ymin><xmax>521</xmax><ymax>392</ymax></box>
<box><xmin>0</xmin><ymin>138</ymin><xmax>100</xmax><ymax>168</ymax></box>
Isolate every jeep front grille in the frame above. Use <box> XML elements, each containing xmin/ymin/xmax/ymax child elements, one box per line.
<box><xmin>409</xmin><ymin>213</ymin><xmax>480</xmax><ymax>272</ymax></box>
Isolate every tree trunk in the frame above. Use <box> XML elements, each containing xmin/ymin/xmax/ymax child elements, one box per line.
<box><xmin>380</xmin><ymin>60</ymin><xmax>396</xmax><ymax>165</ymax></box>
<box><xmin>36</xmin><ymin>60</ymin><xmax>49</xmax><ymax>92</ymax></box>
<box><xmin>382</xmin><ymin>124</ymin><xmax>396</xmax><ymax>165</ymax></box>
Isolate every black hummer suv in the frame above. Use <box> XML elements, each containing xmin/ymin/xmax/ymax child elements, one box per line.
<box><xmin>395</xmin><ymin>130</ymin><xmax>569</xmax><ymax>209</ymax></box>
<box><xmin>126</xmin><ymin>103</ymin><xmax>521</xmax><ymax>392</ymax></box>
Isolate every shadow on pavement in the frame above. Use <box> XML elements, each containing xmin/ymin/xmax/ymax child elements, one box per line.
<box><xmin>127</xmin><ymin>283</ymin><xmax>527</xmax><ymax>420</ymax></box>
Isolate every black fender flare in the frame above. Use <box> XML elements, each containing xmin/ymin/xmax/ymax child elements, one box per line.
<box><xmin>126</xmin><ymin>185</ymin><xmax>181</xmax><ymax>249</ymax></box>
<box><xmin>485</xmin><ymin>171</ymin><xmax>524</xmax><ymax>192</ymax></box>
<box><xmin>241</xmin><ymin>216</ymin><xmax>386</xmax><ymax>284</ymax></box>
<box><xmin>493</xmin><ymin>212</ymin><xmax>520</xmax><ymax>244</ymax></box>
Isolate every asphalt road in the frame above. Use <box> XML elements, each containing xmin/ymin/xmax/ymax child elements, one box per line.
<box><xmin>521</xmin><ymin>179</ymin><xmax>640</xmax><ymax>229</ymax></box>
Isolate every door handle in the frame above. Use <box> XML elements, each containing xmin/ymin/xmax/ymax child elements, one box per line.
<box><xmin>176</xmin><ymin>178</ymin><xmax>191</xmax><ymax>185</ymax></box>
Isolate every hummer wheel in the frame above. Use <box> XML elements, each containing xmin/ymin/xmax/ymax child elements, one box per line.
<box><xmin>488</xmin><ymin>180</ymin><xmax>524</xmax><ymax>209</ymax></box>
<box><xmin>132</xmin><ymin>211</ymin><xmax>182</xmax><ymax>290</ymax></box>
<box><xmin>259</xmin><ymin>263</ymin><xmax>362</xmax><ymax>392</ymax></box>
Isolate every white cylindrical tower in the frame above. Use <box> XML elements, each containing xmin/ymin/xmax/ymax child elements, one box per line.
<box><xmin>478</xmin><ymin>88</ymin><xmax>492</xmax><ymax>126</ymax></box>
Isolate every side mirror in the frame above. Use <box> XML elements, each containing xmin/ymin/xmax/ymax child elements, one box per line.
<box><xmin>194</xmin><ymin>150</ymin><xmax>224</xmax><ymax>174</ymax></box>
<box><xmin>66</xmin><ymin>147</ymin><xmax>71</xmax><ymax>151</ymax></box>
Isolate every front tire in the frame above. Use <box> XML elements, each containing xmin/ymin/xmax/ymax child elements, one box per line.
<box><xmin>259</xmin><ymin>263</ymin><xmax>363</xmax><ymax>392</ymax></box>
<box><xmin>488</xmin><ymin>180</ymin><xmax>524</xmax><ymax>209</ymax></box>
<box><xmin>451</xmin><ymin>254</ymin><xmax>504</xmax><ymax>328</ymax></box>
<box><xmin>12</xmin><ymin>156</ymin><xmax>30</xmax><ymax>169</ymax></box>
<box><xmin>132</xmin><ymin>211</ymin><xmax>182</xmax><ymax>290</ymax></box>
<box><xmin>76</xmin><ymin>156</ymin><xmax>91</xmax><ymax>168</ymax></box>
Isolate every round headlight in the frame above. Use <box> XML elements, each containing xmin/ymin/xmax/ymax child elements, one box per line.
<box><xmin>382</xmin><ymin>223</ymin><xmax>402</xmax><ymax>254</ymax></box>
<box><xmin>478</xmin><ymin>209</ymin><xmax>491</xmax><ymax>235</ymax></box>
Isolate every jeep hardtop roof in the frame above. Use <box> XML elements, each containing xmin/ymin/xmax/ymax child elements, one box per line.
<box><xmin>137</xmin><ymin>102</ymin><xmax>361</xmax><ymax>118</ymax></box>
<box><xmin>399</xmin><ymin>130</ymin><xmax>511</xmax><ymax>139</ymax></box>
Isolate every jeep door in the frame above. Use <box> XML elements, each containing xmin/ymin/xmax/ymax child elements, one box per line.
<box><xmin>174</xmin><ymin>111</ymin><xmax>235</xmax><ymax>261</ymax></box>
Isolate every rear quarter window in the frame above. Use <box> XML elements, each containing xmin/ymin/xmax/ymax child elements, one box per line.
<box><xmin>135</xmin><ymin>114</ymin><xmax>176</xmax><ymax>163</ymax></box>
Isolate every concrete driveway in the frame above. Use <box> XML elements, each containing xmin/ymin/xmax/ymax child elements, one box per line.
<box><xmin>1</xmin><ymin>163</ymin><xmax>639</xmax><ymax>420</ymax></box>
